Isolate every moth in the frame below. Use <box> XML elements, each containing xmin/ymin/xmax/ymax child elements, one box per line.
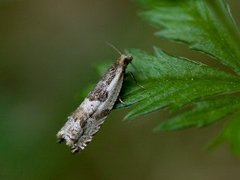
<box><xmin>57</xmin><ymin>53</ymin><xmax>133</xmax><ymax>153</ymax></box>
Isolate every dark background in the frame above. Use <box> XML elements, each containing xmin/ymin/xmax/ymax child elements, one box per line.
<box><xmin>0</xmin><ymin>0</ymin><xmax>240</xmax><ymax>179</ymax></box>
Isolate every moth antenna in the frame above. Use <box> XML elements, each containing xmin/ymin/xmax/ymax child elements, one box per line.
<box><xmin>105</xmin><ymin>41</ymin><xmax>122</xmax><ymax>56</ymax></box>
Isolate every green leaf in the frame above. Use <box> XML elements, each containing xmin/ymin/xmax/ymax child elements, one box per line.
<box><xmin>140</xmin><ymin>0</ymin><xmax>240</xmax><ymax>74</ymax></box>
<box><xmin>155</xmin><ymin>96</ymin><xmax>240</xmax><ymax>131</ymax></box>
<box><xmin>117</xmin><ymin>48</ymin><xmax>240</xmax><ymax>121</ymax></box>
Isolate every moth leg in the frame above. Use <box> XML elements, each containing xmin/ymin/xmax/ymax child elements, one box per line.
<box><xmin>118</xmin><ymin>97</ymin><xmax>126</xmax><ymax>105</ymax></box>
<box><xmin>127</xmin><ymin>72</ymin><xmax>145</xmax><ymax>89</ymax></box>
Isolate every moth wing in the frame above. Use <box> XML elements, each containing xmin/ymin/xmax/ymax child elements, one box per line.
<box><xmin>71</xmin><ymin>112</ymin><xmax>109</xmax><ymax>153</ymax></box>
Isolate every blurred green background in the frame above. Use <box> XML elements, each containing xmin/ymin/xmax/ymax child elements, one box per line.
<box><xmin>1</xmin><ymin>0</ymin><xmax>240</xmax><ymax>179</ymax></box>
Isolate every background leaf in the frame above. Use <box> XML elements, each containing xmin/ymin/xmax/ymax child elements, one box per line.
<box><xmin>219</xmin><ymin>111</ymin><xmax>240</xmax><ymax>154</ymax></box>
<box><xmin>140</xmin><ymin>0</ymin><xmax>240</xmax><ymax>73</ymax></box>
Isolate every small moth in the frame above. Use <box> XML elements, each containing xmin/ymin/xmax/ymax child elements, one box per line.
<box><xmin>57</xmin><ymin>53</ymin><xmax>133</xmax><ymax>153</ymax></box>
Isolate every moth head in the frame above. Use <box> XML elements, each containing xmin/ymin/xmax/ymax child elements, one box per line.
<box><xmin>118</xmin><ymin>54</ymin><xmax>133</xmax><ymax>66</ymax></box>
